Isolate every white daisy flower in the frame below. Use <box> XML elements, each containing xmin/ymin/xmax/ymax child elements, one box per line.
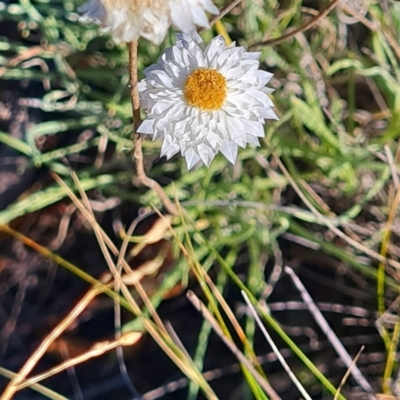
<box><xmin>138</xmin><ymin>34</ymin><xmax>279</xmax><ymax>170</ymax></box>
<box><xmin>78</xmin><ymin>0</ymin><xmax>219</xmax><ymax>45</ymax></box>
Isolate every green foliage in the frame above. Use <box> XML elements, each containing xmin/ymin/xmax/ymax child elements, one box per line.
<box><xmin>1</xmin><ymin>0</ymin><xmax>400</xmax><ymax>398</ymax></box>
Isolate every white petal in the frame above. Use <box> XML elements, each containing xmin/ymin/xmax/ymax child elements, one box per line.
<box><xmin>170</xmin><ymin>0</ymin><xmax>196</xmax><ymax>33</ymax></box>
<box><xmin>184</xmin><ymin>148</ymin><xmax>201</xmax><ymax>170</ymax></box>
<box><xmin>139</xmin><ymin>10</ymin><xmax>169</xmax><ymax>45</ymax></box>
<box><xmin>242</xmin><ymin>120</ymin><xmax>265</xmax><ymax>137</ymax></box>
<box><xmin>193</xmin><ymin>0</ymin><xmax>219</xmax><ymax>15</ymax></box>
<box><xmin>256</xmin><ymin>70</ymin><xmax>273</xmax><ymax>85</ymax></box>
<box><xmin>245</xmin><ymin>134</ymin><xmax>261</xmax><ymax>145</ymax></box>
<box><xmin>197</xmin><ymin>142</ymin><xmax>216</xmax><ymax>166</ymax></box>
<box><xmin>79</xmin><ymin>0</ymin><xmax>218</xmax><ymax>44</ymax></box>
<box><xmin>161</xmin><ymin>135</ymin><xmax>181</xmax><ymax>159</ymax></box>
<box><xmin>219</xmin><ymin>141</ymin><xmax>238</xmax><ymax>164</ymax></box>
<box><xmin>242</xmin><ymin>51</ymin><xmax>261</xmax><ymax>61</ymax></box>
<box><xmin>137</xmin><ymin>119</ymin><xmax>154</xmax><ymax>134</ymax></box>
<box><xmin>188</xmin><ymin>3</ymin><xmax>211</xmax><ymax>27</ymax></box>
<box><xmin>260</xmin><ymin>107</ymin><xmax>279</xmax><ymax>120</ymax></box>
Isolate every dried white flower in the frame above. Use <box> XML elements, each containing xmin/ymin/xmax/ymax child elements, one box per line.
<box><xmin>79</xmin><ymin>0</ymin><xmax>218</xmax><ymax>45</ymax></box>
<box><xmin>138</xmin><ymin>34</ymin><xmax>279</xmax><ymax>170</ymax></box>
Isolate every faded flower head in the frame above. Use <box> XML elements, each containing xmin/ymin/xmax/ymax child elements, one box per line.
<box><xmin>138</xmin><ymin>34</ymin><xmax>279</xmax><ymax>170</ymax></box>
<box><xmin>79</xmin><ymin>0</ymin><xmax>218</xmax><ymax>45</ymax></box>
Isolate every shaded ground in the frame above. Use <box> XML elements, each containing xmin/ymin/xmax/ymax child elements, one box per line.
<box><xmin>0</xmin><ymin>208</ymin><xmax>388</xmax><ymax>399</ymax></box>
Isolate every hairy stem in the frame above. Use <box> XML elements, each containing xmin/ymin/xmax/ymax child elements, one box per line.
<box><xmin>128</xmin><ymin>41</ymin><xmax>178</xmax><ymax>216</ymax></box>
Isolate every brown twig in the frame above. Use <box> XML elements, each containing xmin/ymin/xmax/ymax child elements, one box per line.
<box><xmin>250</xmin><ymin>0</ymin><xmax>339</xmax><ymax>49</ymax></box>
<box><xmin>127</xmin><ymin>41</ymin><xmax>178</xmax><ymax>216</ymax></box>
<box><xmin>198</xmin><ymin>0</ymin><xmax>243</xmax><ymax>33</ymax></box>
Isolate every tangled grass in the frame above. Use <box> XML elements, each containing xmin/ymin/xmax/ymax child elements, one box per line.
<box><xmin>1</xmin><ymin>0</ymin><xmax>400</xmax><ymax>399</ymax></box>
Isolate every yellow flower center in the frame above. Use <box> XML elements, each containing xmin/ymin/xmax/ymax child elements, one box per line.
<box><xmin>184</xmin><ymin>68</ymin><xmax>227</xmax><ymax>110</ymax></box>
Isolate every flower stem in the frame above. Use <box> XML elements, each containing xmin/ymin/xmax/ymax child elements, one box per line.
<box><xmin>128</xmin><ymin>41</ymin><xmax>177</xmax><ymax>216</ymax></box>
<box><xmin>128</xmin><ymin>40</ymin><xmax>141</xmax><ymax>133</ymax></box>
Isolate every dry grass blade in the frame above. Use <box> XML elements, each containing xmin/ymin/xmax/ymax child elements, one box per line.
<box><xmin>161</xmin><ymin>206</ymin><xmax>266</xmax><ymax>375</ymax></box>
<box><xmin>52</xmin><ymin>170</ymin><xmax>218</xmax><ymax>399</ymax></box>
<box><xmin>2</xmin><ymin>0</ymin><xmax>399</xmax><ymax>397</ymax></box>
<box><xmin>67</xmin><ymin>169</ymin><xmax>169</xmax><ymax>335</ymax></box>
<box><xmin>1</xmin><ymin>286</ymin><xmax>104</xmax><ymax>400</ymax></box>
<box><xmin>273</xmin><ymin>155</ymin><xmax>400</xmax><ymax>271</ymax></box>
<box><xmin>16</xmin><ymin>332</ymin><xmax>142</xmax><ymax>390</ymax></box>
<box><xmin>241</xmin><ymin>291</ymin><xmax>312</xmax><ymax>400</ymax></box>
<box><xmin>197</xmin><ymin>263</ymin><xmax>267</xmax><ymax>376</ymax></box>
<box><xmin>334</xmin><ymin>346</ymin><xmax>365</xmax><ymax>400</ymax></box>
<box><xmin>339</xmin><ymin>2</ymin><xmax>377</xmax><ymax>31</ymax></box>
<box><xmin>0</xmin><ymin>366</ymin><xmax>68</xmax><ymax>400</ymax></box>
<box><xmin>377</xmin><ymin>183</ymin><xmax>400</xmax><ymax>316</ymax></box>
<box><xmin>152</xmin><ymin>203</ymin><xmax>267</xmax><ymax>384</ymax></box>
<box><xmin>384</xmin><ymin>145</ymin><xmax>400</xmax><ymax>190</ymax></box>
<box><xmin>285</xmin><ymin>267</ymin><xmax>373</xmax><ymax>395</ymax></box>
<box><xmin>113</xmin><ymin>212</ymin><xmax>153</xmax><ymax>398</ymax></box>
<box><xmin>164</xmin><ymin>321</ymin><xmax>193</xmax><ymax>360</ymax></box>
<box><xmin>186</xmin><ymin>290</ymin><xmax>282</xmax><ymax>400</ymax></box>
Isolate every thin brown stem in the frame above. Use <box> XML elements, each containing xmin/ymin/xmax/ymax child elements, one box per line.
<box><xmin>250</xmin><ymin>0</ymin><xmax>338</xmax><ymax>49</ymax></box>
<box><xmin>127</xmin><ymin>41</ymin><xmax>178</xmax><ymax>215</ymax></box>
<box><xmin>128</xmin><ymin>40</ymin><xmax>141</xmax><ymax>133</ymax></box>
<box><xmin>1</xmin><ymin>287</ymin><xmax>103</xmax><ymax>400</ymax></box>
<box><xmin>198</xmin><ymin>0</ymin><xmax>243</xmax><ymax>33</ymax></box>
